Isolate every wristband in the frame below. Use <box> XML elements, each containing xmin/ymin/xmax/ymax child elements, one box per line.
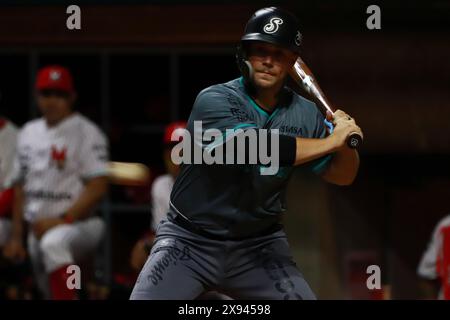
<box><xmin>63</xmin><ymin>213</ymin><xmax>75</xmax><ymax>224</ymax></box>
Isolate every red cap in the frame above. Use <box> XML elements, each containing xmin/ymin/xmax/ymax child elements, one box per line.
<box><xmin>35</xmin><ymin>65</ymin><xmax>74</xmax><ymax>93</ymax></box>
<box><xmin>163</xmin><ymin>121</ymin><xmax>187</xmax><ymax>145</ymax></box>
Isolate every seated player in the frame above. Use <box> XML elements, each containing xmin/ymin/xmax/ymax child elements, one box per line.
<box><xmin>3</xmin><ymin>65</ymin><xmax>109</xmax><ymax>300</ymax></box>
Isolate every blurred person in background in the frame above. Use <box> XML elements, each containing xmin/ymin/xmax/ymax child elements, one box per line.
<box><xmin>3</xmin><ymin>65</ymin><xmax>109</xmax><ymax>300</ymax></box>
<box><xmin>0</xmin><ymin>111</ymin><xmax>18</xmax><ymax>250</ymax></box>
<box><xmin>129</xmin><ymin>121</ymin><xmax>230</xmax><ymax>300</ymax></box>
<box><xmin>130</xmin><ymin>121</ymin><xmax>187</xmax><ymax>272</ymax></box>
<box><xmin>0</xmin><ymin>103</ymin><xmax>25</xmax><ymax>299</ymax></box>
<box><xmin>417</xmin><ymin>213</ymin><xmax>450</xmax><ymax>300</ymax></box>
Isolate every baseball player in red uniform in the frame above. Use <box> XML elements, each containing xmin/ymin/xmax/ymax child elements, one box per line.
<box><xmin>418</xmin><ymin>214</ymin><xmax>450</xmax><ymax>299</ymax></box>
<box><xmin>3</xmin><ymin>65</ymin><xmax>109</xmax><ymax>300</ymax></box>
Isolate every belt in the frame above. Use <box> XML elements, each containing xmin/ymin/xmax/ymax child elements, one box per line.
<box><xmin>169</xmin><ymin>213</ymin><xmax>283</xmax><ymax>241</ymax></box>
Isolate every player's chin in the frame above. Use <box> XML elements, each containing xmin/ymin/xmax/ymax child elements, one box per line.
<box><xmin>43</xmin><ymin>112</ymin><xmax>58</xmax><ymax>122</ymax></box>
<box><xmin>253</xmin><ymin>74</ymin><xmax>278</xmax><ymax>88</ymax></box>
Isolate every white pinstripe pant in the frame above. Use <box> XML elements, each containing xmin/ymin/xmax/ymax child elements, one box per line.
<box><xmin>27</xmin><ymin>216</ymin><xmax>105</xmax><ymax>298</ymax></box>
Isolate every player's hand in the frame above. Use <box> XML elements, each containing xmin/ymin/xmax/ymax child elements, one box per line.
<box><xmin>3</xmin><ymin>238</ymin><xmax>27</xmax><ymax>262</ymax></box>
<box><xmin>130</xmin><ymin>235</ymin><xmax>154</xmax><ymax>272</ymax></box>
<box><xmin>32</xmin><ymin>217</ymin><xmax>65</xmax><ymax>239</ymax></box>
<box><xmin>329</xmin><ymin>109</ymin><xmax>354</xmax><ymax>126</ymax></box>
<box><xmin>329</xmin><ymin>110</ymin><xmax>363</xmax><ymax>151</ymax></box>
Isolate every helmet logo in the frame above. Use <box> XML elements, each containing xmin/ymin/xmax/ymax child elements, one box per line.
<box><xmin>263</xmin><ymin>17</ymin><xmax>283</xmax><ymax>34</ymax></box>
<box><xmin>50</xmin><ymin>70</ymin><xmax>61</xmax><ymax>81</ymax></box>
<box><xmin>295</xmin><ymin>31</ymin><xmax>301</xmax><ymax>46</ymax></box>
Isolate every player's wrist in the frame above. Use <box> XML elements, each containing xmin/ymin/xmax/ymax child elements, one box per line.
<box><xmin>62</xmin><ymin>212</ymin><xmax>75</xmax><ymax>224</ymax></box>
<box><xmin>326</xmin><ymin>134</ymin><xmax>340</xmax><ymax>153</ymax></box>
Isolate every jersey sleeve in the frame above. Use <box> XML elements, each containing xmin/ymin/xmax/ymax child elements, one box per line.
<box><xmin>306</xmin><ymin>107</ymin><xmax>334</xmax><ymax>175</ymax></box>
<box><xmin>79</xmin><ymin>126</ymin><xmax>109</xmax><ymax>180</ymax></box>
<box><xmin>189</xmin><ymin>88</ymin><xmax>258</xmax><ymax>153</ymax></box>
<box><xmin>0</xmin><ymin>125</ymin><xmax>18</xmax><ymax>189</ymax></box>
<box><xmin>5</xmin><ymin>128</ymin><xmax>27</xmax><ymax>188</ymax></box>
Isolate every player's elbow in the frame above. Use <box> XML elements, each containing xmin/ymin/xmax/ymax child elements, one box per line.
<box><xmin>339</xmin><ymin>170</ymin><xmax>359</xmax><ymax>186</ymax></box>
<box><xmin>325</xmin><ymin>176</ymin><xmax>354</xmax><ymax>186</ymax></box>
<box><xmin>321</xmin><ymin>168</ymin><xmax>357</xmax><ymax>186</ymax></box>
<box><xmin>334</xmin><ymin>176</ymin><xmax>356</xmax><ymax>186</ymax></box>
<box><xmin>323</xmin><ymin>158</ymin><xmax>360</xmax><ymax>186</ymax></box>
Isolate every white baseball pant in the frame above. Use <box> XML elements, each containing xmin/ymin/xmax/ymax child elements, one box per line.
<box><xmin>27</xmin><ymin>216</ymin><xmax>105</xmax><ymax>298</ymax></box>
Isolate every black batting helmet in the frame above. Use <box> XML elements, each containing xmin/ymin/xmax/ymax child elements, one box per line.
<box><xmin>236</xmin><ymin>7</ymin><xmax>302</xmax><ymax>82</ymax></box>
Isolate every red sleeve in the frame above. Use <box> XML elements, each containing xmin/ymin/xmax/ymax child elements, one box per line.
<box><xmin>439</xmin><ymin>226</ymin><xmax>450</xmax><ymax>299</ymax></box>
<box><xmin>0</xmin><ymin>188</ymin><xmax>14</xmax><ymax>218</ymax></box>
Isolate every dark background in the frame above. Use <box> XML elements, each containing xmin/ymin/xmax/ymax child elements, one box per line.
<box><xmin>0</xmin><ymin>0</ymin><xmax>449</xmax><ymax>299</ymax></box>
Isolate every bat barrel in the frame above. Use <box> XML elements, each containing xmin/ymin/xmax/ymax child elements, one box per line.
<box><xmin>290</xmin><ymin>58</ymin><xmax>363</xmax><ymax>149</ymax></box>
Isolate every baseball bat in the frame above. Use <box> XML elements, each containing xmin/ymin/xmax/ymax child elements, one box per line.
<box><xmin>107</xmin><ymin>161</ymin><xmax>150</xmax><ymax>186</ymax></box>
<box><xmin>289</xmin><ymin>57</ymin><xmax>362</xmax><ymax>149</ymax></box>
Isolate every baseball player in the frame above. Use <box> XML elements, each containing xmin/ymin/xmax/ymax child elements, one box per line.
<box><xmin>130</xmin><ymin>7</ymin><xmax>362</xmax><ymax>300</ymax></box>
<box><xmin>3</xmin><ymin>65</ymin><xmax>109</xmax><ymax>300</ymax></box>
<box><xmin>0</xmin><ymin>115</ymin><xmax>18</xmax><ymax>248</ymax></box>
<box><xmin>417</xmin><ymin>214</ymin><xmax>450</xmax><ymax>299</ymax></box>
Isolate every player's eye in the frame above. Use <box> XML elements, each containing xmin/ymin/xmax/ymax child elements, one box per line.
<box><xmin>251</xmin><ymin>47</ymin><xmax>265</xmax><ymax>57</ymax></box>
<box><xmin>39</xmin><ymin>90</ymin><xmax>69</xmax><ymax>99</ymax></box>
<box><xmin>39</xmin><ymin>90</ymin><xmax>52</xmax><ymax>97</ymax></box>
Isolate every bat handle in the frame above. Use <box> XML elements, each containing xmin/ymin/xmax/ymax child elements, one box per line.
<box><xmin>347</xmin><ymin>132</ymin><xmax>363</xmax><ymax>149</ymax></box>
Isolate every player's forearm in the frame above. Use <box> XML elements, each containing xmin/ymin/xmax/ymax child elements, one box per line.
<box><xmin>65</xmin><ymin>176</ymin><xmax>108</xmax><ymax>222</ymax></box>
<box><xmin>321</xmin><ymin>147</ymin><xmax>359</xmax><ymax>186</ymax></box>
<box><xmin>11</xmin><ymin>184</ymin><xmax>25</xmax><ymax>241</ymax></box>
<box><xmin>204</xmin><ymin>132</ymin><xmax>338</xmax><ymax>167</ymax></box>
<box><xmin>293</xmin><ymin>136</ymin><xmax>337</xmax><ymax>166</ymax></box>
